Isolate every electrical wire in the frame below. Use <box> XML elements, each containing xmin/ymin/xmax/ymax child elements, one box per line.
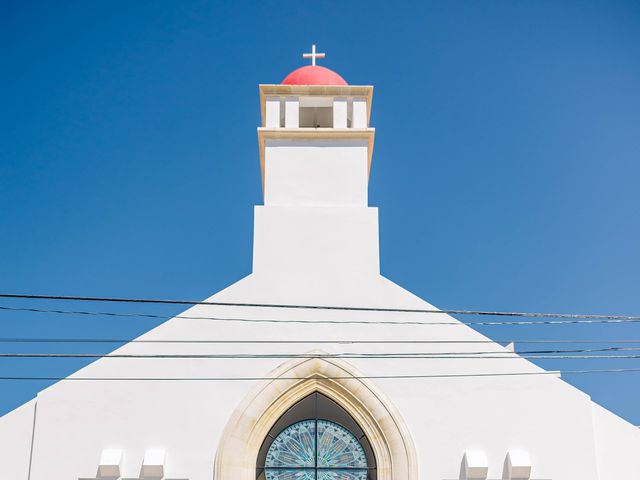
<box><xmin>0</xmin><ymin>294</ymin><xmax>638</xmax><ymax>322</ymax></box>
<box><xmin>2</xmin><ymin>302</ymin><xmax>638</xmax><ymax>386</ymax></box>
<box><xmin>1</xmin><ymin>368</ymin><xmax>640</xmax><ymax>381</ymax></box>
<box><xmin>1</xmin><ymin>352</ymin><xmax>640</xmax><ymax>360</ymax></box>
<box><xmin>1</xmin><ymin>337</ymin><xmax>640</xmax><ymax>345</ymax></box>
<box><xmin>2</xmin><ymin>346</ymin><xmax>640</xmax><ymax>357</ymax></box>
<box><xmin>1</xmin><ymin>305</ymin><xmax>640</xmax><ymax>326</ymax></box>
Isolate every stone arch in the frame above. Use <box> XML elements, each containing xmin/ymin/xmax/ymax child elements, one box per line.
<box><xmin>213</xmin><ymin>352</ymin><xmax>418</xmax><ymax>480</ymax></box>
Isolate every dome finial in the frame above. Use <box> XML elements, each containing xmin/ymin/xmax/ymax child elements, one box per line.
<box><xmin>302</xmin><ymin>44</ymin><xmax>325</xmax><ymax>66</ymax></box>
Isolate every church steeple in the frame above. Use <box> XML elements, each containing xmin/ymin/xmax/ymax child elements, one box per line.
<box><xmin>257</xmin><ymin>47</ymin><xmax>374</xmax><ymax>206</ymax></box>
<box><xmin>253</xmin><ymin>52</ymin><xmax>378</xmax><ymax>276</ymax></box>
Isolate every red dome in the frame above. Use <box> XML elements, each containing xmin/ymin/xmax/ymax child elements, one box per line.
<box><xmin>282</xmin><ymin>65</ymin><xmax>348</xmax><ymax>86</ymax></box>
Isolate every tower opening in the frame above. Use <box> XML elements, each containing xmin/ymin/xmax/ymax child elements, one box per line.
<box><xmin>299</xmin><ymin>96</ymin><xmax>334</xmax><ymax>128</ymax></box>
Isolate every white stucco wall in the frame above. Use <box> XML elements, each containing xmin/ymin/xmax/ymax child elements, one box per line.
<box><xmin>0</xmin><ymin>398</ymin><xmax>35</xmax><ymax>479</ymax></box>
<box><xmin>591</xmin><ymin>401</ymin><xmax>640</xmax><ymax>478</ymax></box>
<box><xmin>264</xmin><ymin>139</ymin><xmax>369</xmax><ymax>207</ymax></box>
<box><xmin>252</xmin><ymin>205</ymin><xmax>379</xmax><ymax>276</ymax></box>
<box><xmin>2</xmin><ymin>86</ymin><xmax>639</xmax><ymax>480</ymax></box>
<box><xmin>8</xmin><ymin>272</ymin><xmax>637</xmax><ymax>480</ymax></box>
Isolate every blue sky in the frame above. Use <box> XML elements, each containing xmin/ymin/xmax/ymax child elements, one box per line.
<box><xmin>1</xmin><ymin>1</ymin><xmax>639</xmax><ymax>423</ymax></box>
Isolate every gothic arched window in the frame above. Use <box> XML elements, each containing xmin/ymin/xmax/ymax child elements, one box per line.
<box><xmin>256</xmin><ymin>392</ymin><xmax>377</xmax><ymax>480</ymax></box>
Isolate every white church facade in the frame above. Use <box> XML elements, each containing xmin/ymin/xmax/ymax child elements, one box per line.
<box><xmin>1</xmin><ymin>49</ymin><xmax>639</xmax><ymax>480</ymax></box>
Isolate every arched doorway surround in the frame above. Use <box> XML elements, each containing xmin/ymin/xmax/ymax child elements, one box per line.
<box><xmin>213</xmin><ymin>353</ymin><xmax>418</xmax><ymax>480</ymax></box>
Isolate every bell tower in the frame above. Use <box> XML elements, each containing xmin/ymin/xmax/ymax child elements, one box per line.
<box><xmin>254</xmin><ymin>46</ymin><xmax>378</xmax><ymax>277</ymax></box>
<box><xmin>258</xmin><ymin>46</ymin><xmax>374</xmax><ymax>206</ymax></box>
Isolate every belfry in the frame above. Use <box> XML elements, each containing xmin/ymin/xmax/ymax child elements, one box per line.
<box><xmin>1</xmin><ymin>47</ymin><xmax>639</xmax><ymax>480</ymax></box>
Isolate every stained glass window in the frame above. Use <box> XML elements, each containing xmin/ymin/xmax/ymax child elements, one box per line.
<box><xmin>264</xmin><ymin>419</ymin><xmax>368</xmax><ymax>480</ymax></box>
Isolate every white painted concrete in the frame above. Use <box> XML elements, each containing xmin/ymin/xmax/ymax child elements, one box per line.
<box><xmin>352</xmin><ymin>97</ymin><xmax>367</xmax><ymax>128</ymax></box>
<box><xmin>264</xmin><ymin>139</ymin><xmax>368</xmax><ymax>207</ymax></box>
<box><xmin>284</xmin><ymin>97</ymin><xmax>299</xmax><ymax>128</ymax></box>
<box><xmin>299</xmin><ymin>96</ymin><xmax>333</xmax><ymax>107</ymax></box>
<box><xmin>252</xmin><ymin>205</ymin><xmax>379</xmax><ymax>276</ymax></box>
<box><xmin>0</xmin><ymin>399</ymin><xmax>35</xmax><ymax>479</ymax></box>
<box><xmin>591</xmin><ymin>401</ymin><xmax>640</xmax><ymax>478</ymax></box>
<box><xmin>461</xmin><ymin>450</ymin><xmax>488</xmax><ymax>479</ymax></box>
<box><xmin>504</xmin><ymin>450</ymin><xmax>532</xmax><ymax>480</ymax></box>
<box><xmin>142</xmin><ymin>448</ymin><xmax>165</xmax><ymax>477</ymax></box>
<box><xmin>4</xmin><ymin>272</ymin><xmax>639</xmax><ymax>479</ymax></box>
<box><xmin>265</xmin><ymin>97</ymin><xmax>281</xmax><ymax>128</ymax></box>
<box><xmin>333</xmin><ymin>98</ymin><xmax>348</xmax><ymax>128</ymax></box>
<box><xmin>98</xmin><ymin>448</ymin><xmax>122</xmax><ymax>477</ymax></box>
<box><xmin>1</xmin><ymin>79</ymin><xmax>638</xmax><ymax>480</ymax></box>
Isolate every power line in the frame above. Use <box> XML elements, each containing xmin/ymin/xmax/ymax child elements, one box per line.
<box><xmin>2</xmin><ymin>337</ymin><xmax>640</xmax><ymax>345</ymax></box>
<box><xmin>1</xmin><ymin>305</ymin><xmax>640</xmax><ymax>326</ymax></box>
<box><xmin>1</xmin><ymin>352</ymin><xmax>640</xmax><ymax>360</ymax></box>
<box><xmin>1</xmin><ymin>368</ymin><xmax>640</xmax><ymax>381</ymax></box>
<box><xmin>2</xmin><ymin>346</ymin><xmax>640</xmax><ymax>356</ymax></box>
<box><xmin>0</xmin><ymin>293</ymin><xmax>638</xmax><ymax>322</ymax></box>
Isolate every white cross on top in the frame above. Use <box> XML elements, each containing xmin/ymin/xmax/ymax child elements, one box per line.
<box><xmin>302</xmin><ymin>44</ymin><xmax>326</xmax><ymax>66</ymax></box>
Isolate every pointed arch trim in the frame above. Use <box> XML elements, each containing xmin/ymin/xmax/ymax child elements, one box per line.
<box><xmin>213</xmin><ymin>354</ymin><xmax>418</xmax><ymax>480</ymax></box>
